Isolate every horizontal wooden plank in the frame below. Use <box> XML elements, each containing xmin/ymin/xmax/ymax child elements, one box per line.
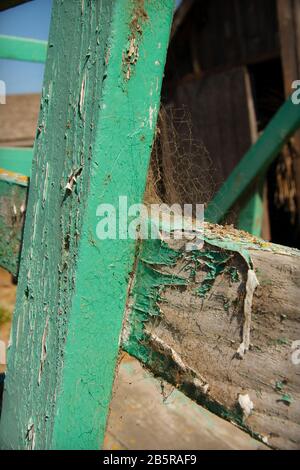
<box><xmin>206</xmin><ymin>97</ymin><xmax>300</xmax><ymax>224</ymax></box>
<box><xmin>122</xmin><ymin>225</ymin><xmax>300</xmax><ymax>449</ymax></box>
<box><xmin>0</xmin><ymin>147</ymin><xmax>33</xmax><ymax>177</ymax></box>
<box><xmin>0</xmin><ymin>35</ymin><xmax>47</xmax><ymax>63</ymax></box>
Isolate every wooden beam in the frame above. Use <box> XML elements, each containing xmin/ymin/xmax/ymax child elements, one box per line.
<box><xmin>0</xmin><ymin>0</ymin><xmax>174</xmax><ymax>450</ymax></box>
<box><xmin>206</xmin><ymin>97</ymin><xmax>300</xmax><ymax>224</ymax></box>
<box><xmin>277</xmin><ymin>0</ymin><xmax>300</xmax><ymax>233</ymax></box>
<box><xmin>123</xmin><ymin>225</ymin><xmax>300</xmax><ymax>449</ymax></box>
<box><xmin>0</xmin><ymin>35</ymin><xmax>47</xmax><ymax>63</ymax></box>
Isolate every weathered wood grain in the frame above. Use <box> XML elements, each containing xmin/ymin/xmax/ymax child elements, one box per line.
<box><xmin>123</xmin><ymin>224</ymin><xmax>300</xmax><ymax>449</ymax></box>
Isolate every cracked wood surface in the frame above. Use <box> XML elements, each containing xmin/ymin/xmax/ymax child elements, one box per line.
<box><xmin>123</xmin><ymin>225</ymin><xmax>300</xmax><ymax>449</ymax></box>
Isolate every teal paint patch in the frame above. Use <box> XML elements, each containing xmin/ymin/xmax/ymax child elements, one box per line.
<box><xmin>187</xmin><ymin>249</ymin><xmax>233</xmax><ymax>298</ymax></box>
<box><xmin>139</xmin><ymin>238</ymin><xmax>182</xmax><ymax>266</ymax></box>
<box><xmin>278</xmin><ymin>394</ymin><xmax>292</xmax><ymax>406</ymax></box>
<box><xmin>203</xmin><ymin>236</ymin><xmax>253</xmax><ymax>268</ymax></box>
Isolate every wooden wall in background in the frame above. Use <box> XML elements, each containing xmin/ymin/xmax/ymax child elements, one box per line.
<box><xmin>0</xmin><ymin>94</ymin><xmax>40</xmax><ymax>147</ymax></box>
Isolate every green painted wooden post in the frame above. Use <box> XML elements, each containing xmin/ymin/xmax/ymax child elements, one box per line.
<box><xmin>0</xmin><ymin>35</ymin><xmax>47</xmax><ymax>63</ymax></box>
<box><xmin>0</xmin><ymin>0</ymin><xmax>174</xmax><ymax>450</ymax></box>
<box><xmin>206</xmin><ymin>97</ymin><xmax>300</xmax><ymax>225</ymax></box>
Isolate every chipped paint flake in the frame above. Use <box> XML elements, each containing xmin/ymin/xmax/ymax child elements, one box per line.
<box><xmin>238</xmin><ymin>394</ymin><xmax>254</xmax><ymax>419</ymax></box>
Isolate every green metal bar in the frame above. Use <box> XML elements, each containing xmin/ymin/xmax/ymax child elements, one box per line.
<box><xmin>0</xmin><ymin>147</ymin><xmax>33</xmax><ymax>177</ymax></box>
<box><xmin>0</xmin><ymin>35</ymin><xmax>47</xmax><ymax>63</ymax></box>
<box><xmin>206</xmin><ymin>97</ymin><xmax>300</xmax><ymax>224</ymax></box>
<box><xmin>0</xmin><ymin>0</ymin><xmax>174</xmax><ymax>450</ymax></box>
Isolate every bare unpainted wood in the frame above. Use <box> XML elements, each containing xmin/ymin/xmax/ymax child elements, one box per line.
<box><xmin>0</xmin><ymin>94</ymin><xmax>40</xmax><ymax>147</ymax></box>
<box><xmin>104</xmin><ymin>353</ymin><xmax>267</xmax><ymax>450</ymax></box>
<box><xmin>124</xmin><ymin>226</ymin><xmax>300</xmax><ymax>449</ymax></box>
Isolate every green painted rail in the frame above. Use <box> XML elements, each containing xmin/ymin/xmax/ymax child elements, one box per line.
<box><xmin>0</xmin><ymin>147</ymin><xmax>33</xmax><ymax>177</ymax></box>
<box><xmin>206</xmin><ymin>97</ymin><xmax>300</xmax><ymax>225</ymax></box>
<box><xmin>0</xmin><ymin>34</ymin><xmax>47</xmax><ymax>63</ymax></box>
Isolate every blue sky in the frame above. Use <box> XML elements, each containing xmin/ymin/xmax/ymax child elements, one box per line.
<box><xmin>0</xmin><ymin>0</ymin><xmax>52</xmax><ymax>94</ymax></box>
<box><xmin>0</xmin><ymin>0</ymin><xmax>180</xmax><ymax>95</ymax></box>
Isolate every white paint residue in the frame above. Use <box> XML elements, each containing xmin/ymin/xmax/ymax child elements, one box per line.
<box><xmin>237</xmin><ymin>269</ymin><xmax>259</xmax><ymax>358</ymax></box>
<box><xmin>238</xmin><ymin>393</ymin><xmax>254</xmax><ymax>418</ymax></box>
<box><xmin>262</xmin><ymin>435</ymin><xmax>269</xmax><ymax>445</ymax></box>
<box><xmin>79</xmin><ymin>72</ymin><xmax>86</xmax><ymax>116</ymax></box>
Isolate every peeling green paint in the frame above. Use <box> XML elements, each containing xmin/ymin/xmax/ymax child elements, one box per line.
<box><xmin>122</xmin><ymin>233</ymin><xmax>264</xmax><ymax>442</ymax></box>
<box><xmin>278</xmin><ymin>394</ymin><xmax>292</xmax><ymax>406</ymax></box>
<box><xmin>0</xmin><ymin>0</ymin><xmax>174</xmax><ymax>450</ymax></box>
<box><xmin>124</xmin><ymin>240</ymin><xmax>186</xmax><ymax>362</ymax></box>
